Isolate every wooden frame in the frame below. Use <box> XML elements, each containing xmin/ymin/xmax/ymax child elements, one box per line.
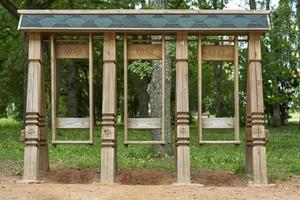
<box><xmin>50</xmin><ymin>34</ymin><xmax>94</xmax><ymax>145</ymax></box>
<box><xmin>198</xmin><ymin>35</ymin><xmax>240</xmax><ymax>145</ymax></box>
<box><xmin>123</xmin><ymin>34</ymin><xmax>166</xmax><ymax>145</ymax></box>
<box><xmin>19</xmin><ymin>9</ymin><xmax>269</xmax><ymax>185</ymax></box>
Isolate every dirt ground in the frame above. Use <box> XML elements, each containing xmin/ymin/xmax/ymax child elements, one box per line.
<box><xmin>1</xmin><ymin>168</ymin><xmax>300</xmax><ymax>200</ymax></box>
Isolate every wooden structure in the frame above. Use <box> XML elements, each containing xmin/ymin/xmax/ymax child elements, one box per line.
<box><xmin>198</xmin><ymin>35</ymin><xmax>240</xmax><ymax>145</ymax></box>
<box><xmin>18</xmin><ymin>9</ymin><xmax>270</xmax><ymax>185</ymax></box>
<box><xmin>124</xmin><ymin>34</ymin><xmax>166</xmax><ymax>145</ymax></box>
<box><xmin>50</xmin><ymin>34</ymin><xmax>94</xmax><ymax>145</ymax></box>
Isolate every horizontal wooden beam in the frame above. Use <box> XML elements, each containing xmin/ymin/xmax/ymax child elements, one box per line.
<box><xmin>127</xmin><ymin>44</ymin><xmax>162</xmax><ymax>60</ymax></box>
<box><xmin>199</xmin><ymin>141</ymin><xmax>241</xmax><ymax>144</ymax></box>
<box><xmin>18</xmin><ymin>9</ymin><xmax>271</xmax><ymax>15</ymax></box>
<box><xmin>202</xmin><ymin>117</ymin><xmax>235</xmax><ymax>129</ymax></box>
<box><xmin>124</xmin><ymin>140</ymin><xmax>165</xmax><ymax>145</ymax></box>
<box><xmin>56</xmin><ymin>118</ymin><xmax>89</xmax><ymax>129</ymax></box>
<box><xmin>56</xmin><ymin>44</ymin><xmax>89</xmax><ymax>59</ymax></box>
<box><xmin>202</xmin><ymin>45</ymin><xmax>235</xmax><ymax>61</ymax></box>
<box><xmin>127</xmin><ymin>118</ymin><xmax>161</xmax><ymax>129</ymax></box>
<box><xmin>52</xmin><ymin>140</ymin><xmax>93</xmax><ymax>144</ymax></box>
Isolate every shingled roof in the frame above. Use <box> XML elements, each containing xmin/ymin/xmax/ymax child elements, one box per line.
<box><xmin>18</xmin><ymin>10</ymin><xmax>271</xmax><ymax>32</ymax></box>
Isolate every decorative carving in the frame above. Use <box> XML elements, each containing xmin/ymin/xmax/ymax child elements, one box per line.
<box><xmin>56</xmin><ymin>44</ymin><xmax>89</xmax><ymax>59</ymax></box>
<box><xmin>64</xmin><ymin>46</ymin><xmax>82</xmax><ymax>56</ymax></box>
<box><xmin>128</xmin><ymin>44</ymin><xmax>162</xmax><ymax>60</ymax></box>
<box><xmin>103</xmin><ymin>128</ymin><xmax>112</xmax><ymax>137</ymax></box>
<box><xmin>202</xmin><ymin>46</ymin><xmax>235</xmax><ymax>61</ymax></box>
<box><xmin>179</xmin><ymin>127</ymin><xmax>187</xmax><ymax>135</ymax></box>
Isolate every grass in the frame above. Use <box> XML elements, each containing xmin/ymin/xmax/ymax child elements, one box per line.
<box><xmin>0</xmin><ymin>118</ymin><xmax>300</xmax><ymax>182</ymax></box>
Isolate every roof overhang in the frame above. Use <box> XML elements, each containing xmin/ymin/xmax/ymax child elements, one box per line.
<box><xmin>18</xmin><ymin>9</ymin><xmax>271</xmax><ymax>33</ymax></box>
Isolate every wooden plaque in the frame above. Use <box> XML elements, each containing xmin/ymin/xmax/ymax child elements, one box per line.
<box><xmin>202</xmin><ymin>45</ymin><xmax>235</xmax><ymax>61</ymax></box>
<box><xmin>56</xmin><ymin>44</ymin><xmax>89</xmax><ymax>59</ymax></box>
<box><xmin>128</xmin><ymin>44</ymin><xmax>162</xmax><ymax>60</ymax></box>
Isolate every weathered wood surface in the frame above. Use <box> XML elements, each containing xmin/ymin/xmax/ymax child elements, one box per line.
<box><xmin>52</xmin><ymin>140</ymin><xmax>93</xmax><ymax>144</ymax></box>
<box><xmin>199</xmin><ymin>141</ymin><xmax>241</xmax><ymax>144</ymax></box>
<box><xmin>175</xmin><ymin>32</ymin><xmax>190</xmax><ymax>183</ymax></box>
<box><xmin>198</xmin><ymin>35</ymin><xmax>203</xmax><ymax>142</ymax></box>
<box><xmin>56</xmin><ymin>118</ymin><xmax>89</xmax><ymax>129</ymax></box>
<box><xmin>245</xmin><ymin>33</ymin><xmax>268</xmax><ymax>185</ymax></box>
<box><xmin>88</xmin><ymin>33</ymin><xmax>94</xmax><ymax>142</ymax></box>
<box><xmin>234</xmin><ymin>36</ymin><xmax>240</xmax><ymax>142</ymax></box>
<box><xmin>127</xmin><ymin>44</ymin><xmax>162</xmax><ymax>60</ymax></box>
<box><xmin>128</xmin><ymin>118</ymin><xmax>161</xmax><ymax>129</ymax></box>
<box><xmin>23</xmin><ymin>33</ymin><xmax>49</xmax><ymax>181</ymax></box>
<box><xmin>202</xmin><ymin>45</ymin><xmax>235</xmax><ymax>61</ymax></box>
<box><xmin>202</xmin><ymin>118</ymin><xmax>234</xmax><ymax>129</ymax></box>
<box><xmin>56</xmin><ymin>44</ymin><xmax>89</xmax><ymax>59</ymax></box>
<box><xmin>124</xmin><ymin>34</ymin><xmax>128</xmax><ymax>143</ymax></box>
<box><xmin>101</xmin><ymin>32</ymin><xmax>117</xmax><ymax>183</ymax></box>
<box><xmin>50</xmin><ymin>34</ymin><xmax>57</xmax><ymax>143</ymax></box>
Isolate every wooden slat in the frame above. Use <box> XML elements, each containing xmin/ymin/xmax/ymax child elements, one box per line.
<box><xmin>202</xmin><ymin>45</ymin><xmax>235</xmax><ymax>61</ymax></box>
<box><xmin>50</xmin><ymin>34</ymin><xmax>57</xmax><ymax>142</ymax></box>
<box><xmin>202</xmin><ymin>118</ymin><xmax>234</xmax><ymax>129</ymax></box>
<box><xmin>127</xmin><ymin>44</ymin><xmax>162</xmax><ymax>60</ymax></box>
<box><xmin>56</xmin><ymin>44</ymin><xmax>89</xmax><ymax>59</ymax></box>
<box><xmin>52</xmin><ymin>140</ymin><xmax>93</xmax><ymax>144</ymax></box>
<box><xmin>234</xmin><ymin>36</ymin><xmax>240</xmax><ymax>142</ymax></box>
<box><xmin>124</xmin><ymin>34</ymin><xmax>128</xmax><ymax>142</ymax></box>
<box><xmin>124</xmin><ymin>141</ymin><xmax>165</xmax><ymax>144</ymax></box>
<box><xmin>88</xmin><ymin>33</ymin><xmax>94</xmax><ymax>142</ymax></box>
<box><xmin>56</xmin><ymin>118</ymin><xmax>89</xmax><ymax>128</ymax></box>
<box><xmin>198</xmin><ymin>34</ymin><xmax>203</xmax><ymax>142</ymax></box>
<box><xmin>161</xmin><ymin>35</ymin><xmax>165</xmax><ymax>142</ymax></box>
<box><xmin>18</xmin><ymin>9</ymin><xmax>271</xmax><ymax>15</ymax></box>
<box><xmin>128</xmin><ymin>118</ymin><xmax>161</xmax><ymax>129</ymax></box>
<box><xmin>199</xmin><ymin>141</ymin><xmax>241</xmax><ymax>144</ymax></box>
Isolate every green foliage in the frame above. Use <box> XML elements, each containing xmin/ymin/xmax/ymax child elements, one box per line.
<box><xmin>1</xmin><ymin>122</ymin><xmax>300</xmax><ymax>181</ymax></box>
<box><xmin>128</xmin><ymin>60</ymin><xmax>152</xmax><ymax>79</ymax></box>
<box><xmin>262</xmin><ymin>0</ymin><xmax>299</xmax><ymax>124</ymax></box>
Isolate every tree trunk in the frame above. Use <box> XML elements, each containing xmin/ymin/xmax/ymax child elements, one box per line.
<box><xmin>214</xmin><ymin>62</ymin><xmax>223</xmax><ymax>117</ymax></box>
<box><xmin>272</xmin><ymin>102</ymin><xmax>281</xmax><ymax>127</ymax></box>
<box><xmin>266</xmin><ymin>0</ymin><xmax>270</xmax><ymax>10</ymax></box>
<box><xmin>136</xmin><ymin>75</ymin><xmax>150</xmax><ymax>117</ymax></box>
<box><xmin>148</xmin><ymin>0</ymin><xmax>172</xmax><ymax>154</ymax></box>
<box><xmin>67</xmin><ymin>62</ymin><xmax>78</xmax><ymax>117</ymax></box>
<box><xmin>249</xmin><ymin>0</ymin><xmax>257</xmax><ymax>9</ymax></box>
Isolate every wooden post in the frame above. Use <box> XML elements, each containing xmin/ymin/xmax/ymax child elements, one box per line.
<box><xmin>23</xmin><ymin>32</ymin><xmax>49</xmax><ymax>181</ymax></box>
<box><xmin>246</xmin><ymin>33</ymin><xmax>268</xmax><ymax>185</ymax></box>
<box><xmin>175</xmin><ymin>32</ymin><xmax>190</xmax><ymax>183</ymax></box>
<box><xmin>198</xmin><ymin>35</ymin><xmax>202</xmax><ymax>142</ymax></box>
<box><xmin>101</xmin><ymin>32</ymin><xmax>117</xmax><ymax>183</ymax></box>
<box><xmin>234</xmin><ymin>36</ymin><xmax>240</xmax><ymax>143</ymax></box>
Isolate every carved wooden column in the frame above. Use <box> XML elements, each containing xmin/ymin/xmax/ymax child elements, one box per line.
<box><xmin>23</xmin><ymin>33</ymin><xmax>49</xmax><ymax>181</ymax></box>
<box><xmin>100</xmin><ymin>32</ymin><xmax>117</xmax><ymax>183</ymax></box>
<box><xmin>246</xmin><ymin>33</ymin><xmax>268</xmax><ymax>185</ymax></box>
<box><xmin>175</xmin><ymin>32</ymin><xmax>190</xmax><ymax>183</ymax></box>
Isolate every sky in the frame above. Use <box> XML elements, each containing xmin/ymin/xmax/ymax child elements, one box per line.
<box><xmin>225</xmin><ymin>0</ymin><xmax>279</xmax><ymax>10</ymax></box>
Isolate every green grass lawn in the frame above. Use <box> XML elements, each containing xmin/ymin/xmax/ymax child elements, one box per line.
<box><xmin>0</xmin><ymin>118</ymin><xmax>300</xmax><ymax>182</ymax></box>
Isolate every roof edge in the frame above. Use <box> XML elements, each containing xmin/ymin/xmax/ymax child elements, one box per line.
<box><xmin>17</xmin><ymin>9</ymin><xmax>271</xmax><ymax>15</ymax></box>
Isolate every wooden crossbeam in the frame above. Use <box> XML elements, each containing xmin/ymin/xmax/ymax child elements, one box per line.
<box><xmin>202</xmin><ymin>118</ymin><xmax>234</xmax><ymax>129</ymax></box>
<box><xmin>56</xmin><ymin>118</ymin><xmax>89</xmax><ymax>129</ymax></box>
<box><xmin>199</xmin><ymin>141</ymin><xmax>241</xmax><ymax>145</ymax></box>
<box><xmin>128</xmin><ymin>118</ymin><xmax>161</xmax><ymax>129</ymax></box>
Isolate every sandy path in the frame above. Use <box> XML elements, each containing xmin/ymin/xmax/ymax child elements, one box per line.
<box><xmin>0</xmin><ymin>181</ymin><xmax>300</xmax><ymax>200</ymax></box>
<box><xmin>0</xmin><ymin>168</ymin><xmax>299</xmax><ymax>200</ymax></box>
